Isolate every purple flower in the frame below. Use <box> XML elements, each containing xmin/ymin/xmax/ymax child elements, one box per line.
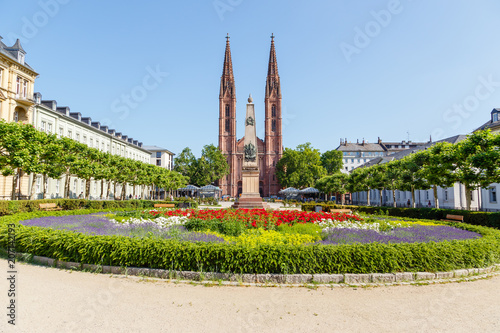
<box><xmin>319</xmin><ymin>225</ymin><xmax>481</xmax><ymax>245</ymax></box>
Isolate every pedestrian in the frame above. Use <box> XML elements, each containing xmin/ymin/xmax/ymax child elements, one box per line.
<box><xmin>428</xmin><ymin>200</ymin><xmax>431</xmax><ymax>208</ymax></box>
<box><xmin>78</xmin><ymin>192</ymin><xmax>83</xmax><ymax>199</ymax></box>
<box><xmin>407</xmin><ymin>199</ymin><xmax>411</xmax><ymax>207</ymax></box>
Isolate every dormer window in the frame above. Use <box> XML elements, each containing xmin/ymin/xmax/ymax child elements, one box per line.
<box><xmin>493</xmin><ymin>112</ymin><xmax>499</xmax><ymax>123</ymax></box>
<box><xmin>18</xmin><ymin>53</ymin><xmax>25</xmax><ymax>65</ymax></box>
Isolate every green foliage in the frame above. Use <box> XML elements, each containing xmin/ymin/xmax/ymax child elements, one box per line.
<box><xmin>1</xmin><ymin>210</ymin><xmax>500</xmax><ymax>274</ymax></box>
<box><xmin>276</xmin><ymin>143</ymin><xmax>326</xmax><ymax>189</ymax></box>
<box><xmin>184</xmin><ymin>218</ymin><xmax>246</xmax><ymax>237</ymax></box>
<box><xmin>320</xmin><ymin>150</ymin><xmax>343</xmax><ymax>175</ymax></box>
<box><xmin>276</xmin><ymin>223</ymin><xmax>323</xmax><ymax>239</ymax></box>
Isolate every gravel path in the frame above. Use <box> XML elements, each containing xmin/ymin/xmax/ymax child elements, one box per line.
<box><xmin>1</xmin><ymin>259</ymin><xmax>500</xmax><ymax>333</ymax></box>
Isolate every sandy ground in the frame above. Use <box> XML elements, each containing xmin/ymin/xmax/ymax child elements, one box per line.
<box><xmin>1</xmin><ymin>259</ymin><xmax>500</xmax><ymax>333</ymax></box>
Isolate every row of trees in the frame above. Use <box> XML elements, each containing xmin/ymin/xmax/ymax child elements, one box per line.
<box><xmin>314</xmin><ymin>130</ymin><xmax>500</xmax><ymax>210</ymax></box>
<box><xmin>174</xmin><ymin>146</ymin><xmax>229</xmax><ymax>187</ymax></box>
<box><xmin>0</xmin><ymin>121</ymin><xmax>188</xmax><ymax>200</ymax></box>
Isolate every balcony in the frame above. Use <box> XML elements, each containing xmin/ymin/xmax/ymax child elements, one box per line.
<box><xmin>14</xmin><ymin>93</ymin><xmax>35</xmax><ymax>106</ymax></box>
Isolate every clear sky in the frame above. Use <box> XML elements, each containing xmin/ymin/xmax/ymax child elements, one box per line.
<box><xmin>2</xmin><ymin>0</ymin><xmax>500</xmax><ymax>157</ymax></box>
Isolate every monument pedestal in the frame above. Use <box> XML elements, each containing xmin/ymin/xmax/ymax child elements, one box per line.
<box><xmin>232</xmin><ymin>169</ymin><xmax>268</xmax><ymax>209</ymax></box>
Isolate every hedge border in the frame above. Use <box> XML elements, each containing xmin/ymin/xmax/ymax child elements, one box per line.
<box><xmin>0</xmin><ymin>198</ymin><xmax>198</xmax><ymax>216</ymax></box>
<box><xmin>3</xmin><ymin>250</ymin><xmax>500</xmax><ymax>287</ymax></box>
<box><xmin>302</xmin><ymin>203</ymin><xmax>500</xmax><ymax>229</ymax></box>
<box><xmin>2</xmin><ymin>210</ymin><xmax>500</xmax><ymax>275</ymax></box>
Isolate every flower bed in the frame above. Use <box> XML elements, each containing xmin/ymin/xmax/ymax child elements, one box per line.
<box><xmin>1</xmin><ymin>209</ymin><xmax>499</xmax><ymax>274</ymax></box>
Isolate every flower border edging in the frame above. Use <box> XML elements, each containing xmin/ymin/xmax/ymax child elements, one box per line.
<box><xmin>7</xmin><ymin>250</ymin><xmax>500</xmax><ymax>287</ymax></box>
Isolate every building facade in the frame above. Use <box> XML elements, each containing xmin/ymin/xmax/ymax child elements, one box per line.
<box><xmin>218</xmin><ymin>35</ymin><xmax>283</xmax><ymax>197</ymax></box>
<box><xmin>337</xmin><ymin>138</ymin><xmax>430</xmax><ymax>173</ymax></box>
<box><xmin>143</xmin><ymin>145</ymin><xmax>175</xmax><ymax>170</ymax></box>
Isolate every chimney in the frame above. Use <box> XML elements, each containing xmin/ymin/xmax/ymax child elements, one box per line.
<box><xmin>378</xmin><ymin>137</ymin><xmax>381</xmax><ymax>144</ymax></box>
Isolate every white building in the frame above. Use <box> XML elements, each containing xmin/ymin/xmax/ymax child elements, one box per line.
<box><xmin>143</xmin><ymin>145</ymin><xmax>175</xmax><ymax>170</ymax></box>
<box><xmin>30</xmin><ymin>93</ymin><xmax>152</xmax><ymax>199</ymax></box>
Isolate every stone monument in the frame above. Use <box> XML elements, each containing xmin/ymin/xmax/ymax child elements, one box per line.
<box><xmin>232</xmin><ymin>94</ymin><xmax>268</xmax><ymax>209</ymax></box>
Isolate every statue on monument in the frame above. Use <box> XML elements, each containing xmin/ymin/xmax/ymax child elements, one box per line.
<box><xmin>244</xmin><ymin>143</ymin><xmax>256</xmax><ymax>162</ymax></box>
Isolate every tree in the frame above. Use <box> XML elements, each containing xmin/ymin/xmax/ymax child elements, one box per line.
<box><xmin>452</xmin><ymin>130</ymin><xmax>500</xmax><ymax>210</ymax></box>
<box><xmin>398</xmin><ymin>154</ymin><xmax>430</xmax><ymax>208</ymax></box>
<box><xmin>348</xmin><ymin>167</ymin><xmax>370</xmax><ymax>205</ymax></box>
<box><xmin>192</xmin><ymin>144</ymin><xmax>229</xmax><ymax>186</ymax></box>
<box><xmin>316</xmin><ymin>173</ymin><xmax>349</xmax><ymax>204</ymax></box>
<box><xmin>384</xmin><ymin>160</ymin><xmax>403</xmax><ymax>207</ymax></box>
<box><xmin>174</xmin><ymin>147</ymin><xmax>197</xmax><ymax>183</ymax></box>
<box><xmin>276</xmin><ymin>143</ymin><xmax>326</xmax><ymax>189</ymax></box>
<box><xmin>320</xmin><ymin>150</ymin><xmax>343</xmax><ymax>175</ymax></box>
<box><xmin>368</xmin><ymin>163</ymin><xmax>388</xmax><ymax>207</ymax></box>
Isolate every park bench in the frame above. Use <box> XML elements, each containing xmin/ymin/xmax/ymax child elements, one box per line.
<box><xmin>441</xmin><ymin>214</ymin><xmax>464</xmax><ymax>222</ymax></box>
<box><xmin>39</xmin><ymin>203</ymin><xmax>63</xmax><ymax>211</ymax></box>
<box><xmin>153</xmin><ymin>204</ymin><xmax>175</xmax><ymax>208</ymax></box>
<box><xmin>329</xmin><ymin>209</ymin><xmax>353</xmax><ymax>214</ymax></box>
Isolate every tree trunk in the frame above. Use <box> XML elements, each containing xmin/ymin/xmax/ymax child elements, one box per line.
<box><xmin>379</xmin><ymin>189</ymin><xmax>383</xmax><ymax>207</ymax></box>
<box><xmin>107</xmin><ymin>180</ymin><xmax>112</xmax><ymax>199</ymax></box>
<box><xmin>122</xmin><ymin>182</ymin><xmax>127</xmax><ymax>200</ymax></box>
<box><xmin>64</xmin><ymin>172</ymin><xmax>71</xmax><ymax>198</ymax></box>
<box><xmin>392</xmin><ymin>189</ymin><xmax>396</xmax><ymax>208</ymax></box>
<box><xmin>465</xmin><ymin>185</ymin><xmax>472</xmax><ymax>210</ymax></box>
<box><xmin>100</xmin><ymin>180</ymin><xmax>104</xmax><ymax>199</ymax></box>
<box><xmin>42</xmin><ymin>174</ymin><xmax>48</xmax><ymax>199</ymax></box>
<box><xmin>433</xmin><ymin>185</ymin><xmax>439</xmax><ymax>209</ymax></box>
<box><xmin>85</xmin><ymin>178</ymin><xmax>91</xmax><ymax>200</ymax></box>
<box><xmin>114</xmin><ymin>182</ymin><xmax>118</xmax><ymax>199</ymax></box>
<box><xmin>30</xmin><ymin>174</ymin><xmax>37</xmax><ymax>200</ymax></box>
<box><xmin>411</xmin><ymin>188</ymin><xmax>416</xmax><ymax>208</ymax></box>
<box><xmin>341</xmin><ymin>193</ymin><xmax>345</xmax><ymax>205</ymax></box>
<box><xmin>366</xmin><ymin>188</ymin><xmax>371</xmax><ymax>206</ymax></box>
<box><xmin>11</xmin><ymin>170</ymin><xmax>18</xmax><ymax>200</ymax></box>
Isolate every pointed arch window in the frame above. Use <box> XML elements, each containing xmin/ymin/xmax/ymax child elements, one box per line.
<box><xmin>225</xmin><ymin>119</ymin><xmax>230</xmax><ymax>132</ymax></box>
<box><xmin>272</xmin><ymin>120</ymin><xmax>276</xmax><ymax>132</ymax></box>
<box><xmin>271</xmin><ymin>105</ymin><xmax>276</xmax><ymax>117</ymax></box>
<box><xmin>225</xmin><ymin>105</ymin><xmax>230</xmax><ymax>118</ymax></box>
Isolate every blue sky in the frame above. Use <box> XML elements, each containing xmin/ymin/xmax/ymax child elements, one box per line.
<box><xmin>2</xmin><ymin>0</ymin><xmax>500</xmax><ymax>157</ymax></box>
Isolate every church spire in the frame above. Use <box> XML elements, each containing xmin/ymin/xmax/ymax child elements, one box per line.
<box><xmin>266</xmin><ymin>33</ymin><xmax>281</xmax><ymax>98</ymax></box>
<box><xmin>220</xmin><ymin>33</ymin><xmax>235</xmax><ymax>98</ymax></box>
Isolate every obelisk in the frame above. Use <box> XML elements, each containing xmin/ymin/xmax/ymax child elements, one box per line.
<box><xmin>232</xmin><ymin>94</ymin><xmax>268</xmax><ymax>209</ymax></box>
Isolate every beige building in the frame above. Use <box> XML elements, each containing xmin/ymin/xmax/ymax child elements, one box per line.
<box><xmin>0</xmin><ymin>37</ymin><xmax>39</xmax><ymax>199</ymax></box>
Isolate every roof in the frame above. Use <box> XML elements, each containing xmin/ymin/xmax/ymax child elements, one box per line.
<box><xmin>355</xmin><ymin>134</ymin><xmax>468</xmax><ymax>169</ymax></box>
<box><xmin>336</xmin><ymin>142</ymin><xmax>386</xmax><ymax>152</ymax></box>
<box><xmin>143</xmin><ymin>145</ymin><xmax>175</xmax><ymax>155</ymax></box>
<box><xmin>0</xmin><ymin>37</ymin><xmax>36</xmax><ymax>72</ymax></box>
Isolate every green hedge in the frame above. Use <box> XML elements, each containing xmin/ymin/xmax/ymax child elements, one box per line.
<box><xmin>302</xmin><ymin>203</ymin><xmax>500</xmax><ymax>229</ymax></box>
<box><xmin>0</xmin><ymin>199</ymin><xmax>198</xmax><ymax>216</ymax></box>
<box><xmin>1</xmin><ymin>211</ymin><xmax>500</xmax><ymax>274</ymax></box>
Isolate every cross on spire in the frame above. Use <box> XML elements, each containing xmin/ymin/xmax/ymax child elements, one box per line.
<box><xmin>226</xmin><ymin>33</ymin><xmax>230</xmax><ymax>41</ymax></box>
<box><xmin>270</xmin><ymin>33</ymin><xmax>275</xmax><ymax>41</ymax></box>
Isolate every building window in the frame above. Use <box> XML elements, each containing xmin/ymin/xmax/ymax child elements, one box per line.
<box><xmin>41</xmin><ymin>121</ymin><xmax>46</xmax><ymax>132</ymax></box>
<box><xmin>156</xmin><ymin>152</ymin><xmax>161</xmax><ymax>158</ymax></box>
<box><xmin>272</xmin><ymin>119</ymin><xmax>276</xmax><ymax>132</ymax></box>
<box><xmin>426</xmin><ymin>191</ymin><xmax>429</xmax><ymax>200</ymax></box>
<box><xmin>76</xmin><ymin>133</ymin><xmax>80</xmax><ymax>141</ymax></box>
<box><xmin>272</xmin><ymin>105</ymin><xmax>276</xmax><ymax>117</ymax></box>
<box><xmin>81</xmin><ymin>180</ymin><xmax>85</xmax><ymax>191</ymax></box>
<box><xmin>444</xmin><ymin>190</ymin><xmax>448</xmax><ymax>201</ymax></box>
<box><xmin>73</xmin><ymin>179</ymin><xmax>77</xmax><ymax>193</ymax></box>
<box><xmin>94</xmin><ymin>181</ymin><xmax>97</xmax><ymax>193</ymax></box>
<box><xmin>36</xmin><ymin>177</ymin><xmax>41</xmax><ymax>193</ymax></box>
<box><xmin>89</xmin><ymin>138</ymin><xmax>93</xmax><ymax>147</ymax></box>
<box><xmin>225</xmin><ymin>119</ymin><xmax>230</xmax><ymax>132</ymax></box>
<box><xmin>471</xmin><ymin>191</ymin><xmax>475</xmax><ymax>201</ymax></box>
<box><xmin>56</xmin><ymin>180</ymin><xmax>60</xmax><ymax>194</ymax></box>
<box><xmin>83</xmin><ymin>136</ymin><xmax>87</xmax><ymax>144</ymax></box>
<box><xmin>47</xmin><ymin>123</ymin><xmax>52</xmax><ymax>133</ymax></box>
<box><xmin>59</xmin><ymin>127</ymin><xmax>64</xmax><ymax>137</ymax></box>
<box><xmin>0</xmin><ymin>68</ymin><xmax>3</xmax><ymax>86</ymax></box>
<box><xmin>16</xmin><ymin>76</ymin><xmax>21</xmax><ymax>95</ymax></box>
<box><xmin>14</xmin><ymin>111</ymin><xmax>19</xmax><ymax>123</ymax></box>
<box><xmin>490</xmin><ymin>187</ymin><xmax>497</xmax><ymax>203</ymax></box>
<box><xmin>67</xmin><ymin>130</ymin><xmax>72</xmax><ymax>139</ymax></box>
<box><xmin>96</xmin><ymin>140</ymin><xmax>99</xmax><ymax>149</ymax></box>
<box><xmin>23</xmin><ymin>80</ymin><xmax>28</xmax><ymax>98</ymax></box>
<box><xmin>156</xmin><ymin>160</ymin><xmax>161</xmax><ymax>166</ymax></box>
<box><xmin>225</xmin><ymin>105</ymin><xmax>230</xmax><ymax>117</ymax></box>
<box><xmin>494</xmin><ymin>113</ymin><xmax>499</xmax><ymax>122</ymax></box>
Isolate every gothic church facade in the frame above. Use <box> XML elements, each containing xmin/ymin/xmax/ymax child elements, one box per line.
<box><xmin>218</xmin><ymin>35</ymin><xmax>283</xmax><ymax>197</ymax></box>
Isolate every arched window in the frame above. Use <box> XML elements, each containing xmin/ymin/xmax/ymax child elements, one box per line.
<box><xmin>225</xmin><ymin>119</ymin><xmax>230</xmax><ymax>132</ymax></box>
<box><xmin>225</xmin><ymin>105</ymin><xmax>230</xmax><ymax>117</ymax></box>
<box><xmin>272</xmin><ymin>120</ymin><xmax>276</xmax><ymax>132</ymax></box>
<box><xmin>271</xmin><ymin>105</ymin><xmax>276</xmax><ymax>117</ymax></box>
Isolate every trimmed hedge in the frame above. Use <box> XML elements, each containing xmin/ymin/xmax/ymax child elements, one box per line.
<box><xmin>302</xmin><ymin>203</ymin><xmax>500</xmax><ymax>229</ymax></box>
<box><xmin>1</xmin><ymin>210</ymin><xmax>500</xmax><ymax>274</ymax></box>
<box><xmin>0</xmin><ymin>199</ymin><xmax>198</xmax><ymax>216</ymax></box>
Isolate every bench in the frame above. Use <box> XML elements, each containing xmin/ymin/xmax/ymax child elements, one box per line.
<box><xmin>441</xmin><ymin>214</ymin><xmax>464</xmax><ymax>222</ymax></box>
<box><xmin>153</xmin><ymin>204</ymin><xmax>175</xmax><ymax>208</ymax></box>
<box><xmin>39</xmin><ymin>203</ymin><xmax>63</xmax><ymax>211</ymax></box>
<box><xmin>329</xmin><ymin>209</ymin><xmax>353</xmax><ymax>214</ymax></box>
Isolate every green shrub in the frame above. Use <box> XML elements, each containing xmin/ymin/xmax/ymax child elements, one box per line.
<box><xmin>184</xmin><ymin>217</ymin><xmax>246</xmax><ymax>237</ymax></box>
<box><xmin>2</xmin><ymin>210</ymin><xmax>500</xmax><ymax>274</ymax></box>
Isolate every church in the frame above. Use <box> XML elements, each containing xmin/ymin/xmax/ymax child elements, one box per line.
<box><xmin>217</xmin><ymin>35</ymin><xmax>283</xmax><ymax>198</ymax></box>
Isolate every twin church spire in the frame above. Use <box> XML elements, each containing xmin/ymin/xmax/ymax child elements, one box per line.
<box><xmin>218</xmin><ymin>34</ymin><xmax>283</xmax><ymax>197</ymax></box>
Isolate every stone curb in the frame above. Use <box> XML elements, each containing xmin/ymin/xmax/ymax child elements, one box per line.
<box><xmin>9</xmin><ymin>252</ymin><xmax>500</xmax><ymax>287</ymax></box>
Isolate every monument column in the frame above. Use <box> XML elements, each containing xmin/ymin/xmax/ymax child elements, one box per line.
<box><xmin>232</xmin><ymin>95</ymin><xmax>268</xmax><ymax>209</ymax></box>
